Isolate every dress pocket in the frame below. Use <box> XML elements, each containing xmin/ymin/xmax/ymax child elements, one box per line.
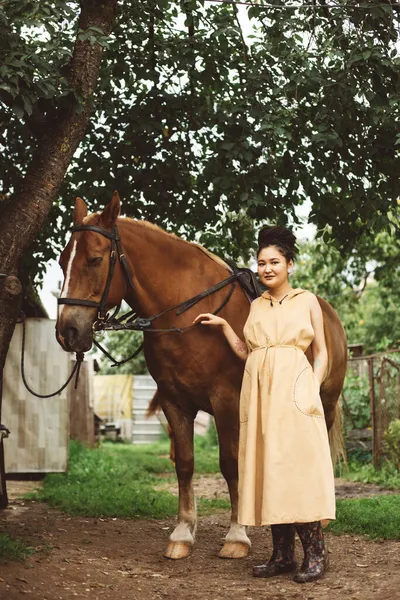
<box><xmin>293</xmin><ymin>366</ymin><xmax>325</xmax><ymax>419</ymax></box>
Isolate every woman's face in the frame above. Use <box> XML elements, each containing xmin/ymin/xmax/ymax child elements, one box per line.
<box><xmin>257</xmin><ymin>245</ymin><xmax>293</xmax><ymax>289</ymax></box>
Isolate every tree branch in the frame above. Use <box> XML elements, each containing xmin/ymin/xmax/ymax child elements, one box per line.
<box><xmin>0</xmin><ymin>0</ymin><xmax>118</xmax><ymax>274</ymax></box>
<box><xmin>230</xmin><ymin>1</ymin><xmax>249</xmax><ymax>63</ymax></box>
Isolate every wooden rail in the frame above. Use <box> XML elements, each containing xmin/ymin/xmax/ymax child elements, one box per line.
<box><xmin>346</xmin><ymin>350</ymin><xmax>400</xmax><ymax>468</ymax></box>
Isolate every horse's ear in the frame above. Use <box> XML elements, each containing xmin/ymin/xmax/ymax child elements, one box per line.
<box><xmin>100</xmin><ymin>190</ymin><xmax>120</xmax><ymax>228</ymax></box>
<box><xmin>73</xmin><ymin>197</ymin><xmax>88</xmax><ymax>226</ymax></box>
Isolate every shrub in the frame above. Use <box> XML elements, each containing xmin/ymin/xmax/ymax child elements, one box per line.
<box><xmin>342</xmin><ymin>371</ymin><xmax>370</xmax><ymax>430</ymax></box>
<box><xmin>384</xmin><ymin>419</ymin><xmax>400</xmax><ymax>470</ymax></box>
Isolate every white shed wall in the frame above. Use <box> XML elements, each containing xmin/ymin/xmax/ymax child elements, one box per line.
<box><xmin>3</xmin><ymin>319</ymin><xmax>70</xmax><ymax>473</ymax></box>
<box><xmin>132</xmin><ymin>375</ymin><xmax>210</xmax><ymax>444</ymax></box>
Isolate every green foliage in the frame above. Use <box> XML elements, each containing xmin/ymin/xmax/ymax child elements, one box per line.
<box><xmin>292</xmin><ymin>232</ymin><xmax>400</xmax><ymax>353</ymax></box>
<box><xmin>339</xmin><ymin>458</ymin><xmax>400</xmax><ymax>489</ymax></box>
<box><xmin>0</xmin><ymin>534</ymin><xmax>33</xmax><ymax>562</ymax></box>
<box><xmin>351</xmin><ymin>283</ymin><xmax>400</xmax><ymax>352</ymax></box>
<box><xmin>96</xmin><ymin>328</ymin><xmax>147</xmax><ymax>374</ymax></box>
<box><xmin>384</xmin><ymin>419</ymin><xmax>400</xmax><ymax>470</ymax></box>
<box><xmin>30</xmin><ymin>438</ymin><xmax>222</xmax><ymax>518</ymax></box>
<box><xmin>328</xmin><ymin>495</ymin><xmax>400</xmax><ymax>540</ymax></box>
<box><xmin>341</xmin><ymin>446</ymin><xmax>372</xmax><ymax>466</ymax></box>
<box><xmin>1</xmin><ymin>1</ymin><xmax>399</xmax><ymax>283</ymax></box>
<box><xmin>342</xmin><ymin>371</ymin><xmax>371</xmax><ymax>431</ymax></box>
<box><xmin>0</xmin><ymin>1</ymin><xmax>77</xmax><ymax>119</ymax></box>
<box><xmin>292</xmin><ymin>239</ymin><xmax>350</xmax><ymax>300</ymax></box>
<box><xmin>348</xmin><ymin>227</ymin><xmax>400</xmax><ymax>351</ymax></box>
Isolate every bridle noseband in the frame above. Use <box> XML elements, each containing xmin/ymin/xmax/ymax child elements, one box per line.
<box><xmin>57</xmin><ymin>224</ymin><xmax>134</xmax><ymax>322</ymax></box>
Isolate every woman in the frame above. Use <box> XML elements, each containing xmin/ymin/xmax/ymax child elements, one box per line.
<box><xmin>193</xmin><ymin>226</ymin><xmax>335</xmax><ymax>584</ymax></box>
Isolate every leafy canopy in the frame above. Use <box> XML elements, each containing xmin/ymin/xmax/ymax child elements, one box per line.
<box><xmin>292</xmin><ymin>220</ymin><xmax>400</xmax><ymax>353</ymax></box>
<box><xmin>0</xmin><ymin>0</ymin><xmax>399</xmax><ymax>282</ymax></box>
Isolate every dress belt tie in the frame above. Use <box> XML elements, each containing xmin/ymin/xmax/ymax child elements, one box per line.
<box><xmin>250</xmin><ymin>344</ymin><xmax>301</xmax><ymax>353</ymax></box>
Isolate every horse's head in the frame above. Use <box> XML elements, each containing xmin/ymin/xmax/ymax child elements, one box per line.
<box><xmin>56</xmin><ymin>191</ymin><xmax>123</xmax><ymax>353</ymax></box>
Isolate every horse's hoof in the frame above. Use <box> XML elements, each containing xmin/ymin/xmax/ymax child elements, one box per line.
<box><xmin>164</xmin><ymin>541</ymin><xmax>192</xmax><ymax>560</ymax></box>
<box><xmin>218</xmin><ymin>541</ymin><xmax>249</xmax><ymax>559</ymax></box>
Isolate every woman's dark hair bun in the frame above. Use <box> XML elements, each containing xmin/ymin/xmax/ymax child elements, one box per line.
<box><xmin>257</xmin><ymin>226</ymin><xmax>297</xmax><ymax>261</ymax></box>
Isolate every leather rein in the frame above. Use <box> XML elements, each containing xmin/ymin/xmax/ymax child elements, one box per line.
<box><xmin>57</xmin><ymin>223</ymin><xmax>247</xmax><ymax>366</ymax></box>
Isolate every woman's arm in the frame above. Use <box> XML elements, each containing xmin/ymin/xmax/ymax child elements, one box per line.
<box><xmin>309</xmin><ymin>294</ymin><xmax>328</xmax><ymax>385</ymax></box>
<box><xmin>193</xmin><ymin>313</ymin><xmax>248</xmax><ymax>361</ymax></box>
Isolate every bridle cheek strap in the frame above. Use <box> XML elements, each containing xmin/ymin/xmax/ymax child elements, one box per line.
<box><xmin>57</xmin><ymin>224</ymin><xmax>133</xmax><ymax>321</ymax></box>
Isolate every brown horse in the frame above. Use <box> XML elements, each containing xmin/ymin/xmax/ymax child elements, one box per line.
<box><xmin>56</xmin><ymin>191</ymin><xmax>347</xmax><ymax>560</ymax></box>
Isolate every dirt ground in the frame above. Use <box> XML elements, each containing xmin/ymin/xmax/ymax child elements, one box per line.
<box><xmin>1</xmin><ymin>478</ymin><xmax>400</xmax><ymax>600</ymax></box>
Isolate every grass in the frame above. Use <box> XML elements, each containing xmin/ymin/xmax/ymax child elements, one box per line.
<box><xmin>198</xmin><ymin>497</ymin><xmax>231</xmax><ymax>514</ymax></box>
<box><xmin>27</xmin><ymin>440</ymin><xmax>178</xmax><ymax>518</ymax></box>
<box><xmin>0</xmin><ymin>534</ymin><xmax>33</xmax><ymax>561</ymax></box>
<box><xmin>330</xmin><ymin>455</ymin><xmax>400</xmax><ymax>539</ymax></box>
<box><xmin>328</xmin><ymin>495</ymin><xmax>400</xmax><ymax>539</ymax></box>
<box><xmin>27</xmin><ymin>437</ymin><xmax>222</xmax><ymax>519</ymax></box>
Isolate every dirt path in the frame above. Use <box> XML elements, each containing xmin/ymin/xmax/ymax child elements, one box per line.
<box><xmin>156</xmin><ymin>474</ymin><xmax>400</xmax><ymax>501</ymax></box>
<box><xmin>1</xmin><ymin>479</ymin><xmax>400</xmax><ymax>600</ymax></box>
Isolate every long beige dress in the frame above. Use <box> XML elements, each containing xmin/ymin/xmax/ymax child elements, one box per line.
<box><xmin>238</xmin><ymin>288</ymin><xmax>336</xmax><ymax>526</ymax></box>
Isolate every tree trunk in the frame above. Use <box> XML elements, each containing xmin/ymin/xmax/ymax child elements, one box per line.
<box><xmin>0</xmin><ymin>0</ymin><xmax>118</xmax><ymax>508</ymax></box>
<box><xmin>0</xmin><ymin>276</ymin><xmax>22</xmax><ymax>508</ymax></box>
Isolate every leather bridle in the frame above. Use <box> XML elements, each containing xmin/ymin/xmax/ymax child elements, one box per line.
<box><xmin>57</xmin><ymin>224</ymin><xmax>134</xmax><ymax>322</ymax></box>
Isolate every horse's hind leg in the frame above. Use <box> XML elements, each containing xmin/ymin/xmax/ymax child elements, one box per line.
<box><xmin>160</xmin><ymin>395</ymin><xmax>196</xmax><ymax>560</ymax></box>
<box><xmin>213</xmin><ymin>404</ymin><xmax>251</xmax><ymax>559</ymax></box>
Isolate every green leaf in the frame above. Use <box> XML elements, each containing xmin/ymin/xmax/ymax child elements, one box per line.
<box><xmin>22</xmin><ymin>95</ymin><xmax>33</xmax><ymax>116</ymax></box>
<box><xmin>0</xmin><ymin>82</ymin><xmax>16</xmax><ymax>97</ymax></box>
<box><xmin>11</xmin><ymin>98</ymin><xmax>24</xmax><ymax>119</ymax></box>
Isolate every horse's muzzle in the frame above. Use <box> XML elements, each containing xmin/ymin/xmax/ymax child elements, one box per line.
<box><xmin>56</xmin><ymin>313</ymin><xmax>94</xmax><ymax>353</ymax></box>
<box><xmin>63</xmin><ymin>325</ymin><xmax>83</xmax><ymax>351</ymax></box>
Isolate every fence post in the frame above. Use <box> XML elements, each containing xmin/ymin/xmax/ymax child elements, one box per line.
<box><xmin>368</xmin><ymin>357</ymin><xmax>379</xmax><ymax>468</ymax></box>
<box><xmin>379</xmin><ymin>359</ymin><xmax>389</xmax><ymax>435</ymax></box>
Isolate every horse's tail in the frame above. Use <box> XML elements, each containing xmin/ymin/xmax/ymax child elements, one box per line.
<box><xmin>146</xmin><ymin>391</ymin><xmax>160</xmax><ymax>418</ymax></box>
<box><xmin>329</xmin><ymin>398</ymin><xmax>347</xmax><ymax>468</ymax></box>
<box><xmin>145</xmin><ymin>392</ymin><xmax>175</xmax><ymax>463</ymax></box>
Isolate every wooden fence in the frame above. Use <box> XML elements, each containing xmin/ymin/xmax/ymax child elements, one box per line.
<box><xmin>344</xmin><ymin>349</ymin><xmax>400</xmax><ymax>467</ymax></box>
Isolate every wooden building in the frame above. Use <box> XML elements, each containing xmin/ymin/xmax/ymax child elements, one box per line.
<box><xmin>3</xmin><ymin>318</ymin><xmax>70</xmax><ymax>473</ymax></box>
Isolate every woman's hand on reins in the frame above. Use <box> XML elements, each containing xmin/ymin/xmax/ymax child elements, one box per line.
<box><xmin>193</xmin><ymin>313</ymin><xmax>228</xmax><ymax>327</ymax></box>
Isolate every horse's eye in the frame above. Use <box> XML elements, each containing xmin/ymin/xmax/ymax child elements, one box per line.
<box><xmin>88</xmin><ymin>257</ymin><xmax>103</xmax><ymax>266</ymax></box>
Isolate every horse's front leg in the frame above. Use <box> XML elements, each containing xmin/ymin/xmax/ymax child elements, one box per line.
<box><xmin>161</xmin><ymin>396</ymin><xmax>196</xmax><ymax>560</ymax></box>
<box><xmin>213</xmin><ymin>402</ymin><xmax>251</xmax><ymax>559</ymax></box>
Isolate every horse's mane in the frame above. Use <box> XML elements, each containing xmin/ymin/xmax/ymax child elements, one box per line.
<box><xmin>119</xmin><ymin>217</ymin><xmax>231</xmax><ymax>272</ymax></box>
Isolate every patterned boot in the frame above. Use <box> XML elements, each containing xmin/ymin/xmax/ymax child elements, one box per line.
<box><xmin>293</xmin><ymin>521</ymin><xmax>328</xmax><ymax>583</ymax></box>
<box><xmin>252</xmin><ymin>524</ymin><xmax>297</xmax><ymax>578</ymax></box>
